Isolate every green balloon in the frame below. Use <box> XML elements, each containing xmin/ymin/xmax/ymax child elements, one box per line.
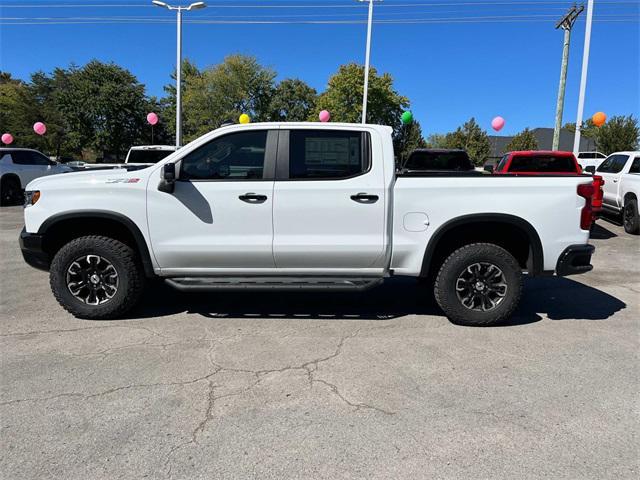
<box><xmin>401</xmin><ymin>111</ymin><xmax>413</xmax><ymax>125</ymax></box>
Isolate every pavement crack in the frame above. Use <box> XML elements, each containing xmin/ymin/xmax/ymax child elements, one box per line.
<box><xmin>312</xmin><ymin>378</ymin><xmax>395</xmax><ymax>416</ymax></box>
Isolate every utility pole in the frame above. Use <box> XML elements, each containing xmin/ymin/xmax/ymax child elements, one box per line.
<box><xmin>358</xmin><ymin>0</ymin><xmax>381</xmax><ymax>124</ymax></box>
<box><xmin>573</xmin><ymin>0</ymin><xmax>595</xmax><ymax>155</ymax></box>
<box><xmin>552</xmin><ymin>3</ymin><xmax>583</xmax><ymax>151</ymax></box>
<box><xmin>152</xmin><ymin>1</ymin><xmax>207</xmax><ymax>148</ymax></box>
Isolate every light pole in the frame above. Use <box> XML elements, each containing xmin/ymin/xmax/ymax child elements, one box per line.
<box><xmin>152</xmin><ymin>1</ymin><xmax>206</xmax><ymax>148</ymax></box>
<box><xmin>552</xmin><ymin>4</ymin><xmax>583</xmax><ymax>151</ymax></box>
<box><xmin>359</xmin><ymin>0</ymin><xmax>381</xmax><ymax>124</ymax></box>
<box><xmin>573</xmin><ymin>0</ymin><xmax>595</xmax><ymax>155</ymax></box>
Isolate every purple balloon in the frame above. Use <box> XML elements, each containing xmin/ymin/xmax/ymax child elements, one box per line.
<box><xmin>33</xmin><ymin>122</ymin><xmax>46</xmax><ymax>135</ymax></box>
<box><xmin>491</xmin><ymin>116</ymin><xmax>505</xmax><ymax>132</ymax></box>
<box><xmin>147</xmin><ymin>112</ymin><xmax>159</xmax><ymax>126</ymax></box>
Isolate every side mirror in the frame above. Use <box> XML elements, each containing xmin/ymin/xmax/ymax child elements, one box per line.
<box><xmin>484</xmin><ymin>164</ymin><xmax>494</xmax><ymax>174</ymax></box>
<box><xmin>585</xmin><ymin>166</ymin><xmax>596</xmax><ymax>174</ymax></box>
<box><xmin>158</xmin><ymin>163</ymin><xmax>176</xmax><ymax>193</ymax></box>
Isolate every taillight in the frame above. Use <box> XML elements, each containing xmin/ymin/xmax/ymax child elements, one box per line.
<box><xmin>591</xmin><ymin>175</ymin><xmax>604</xmax><ymax>210</ymax></box>
<box><xmin>577</xmin><ymin>182</ymin><xmax>596</xmax><ymax>230</ymax></box>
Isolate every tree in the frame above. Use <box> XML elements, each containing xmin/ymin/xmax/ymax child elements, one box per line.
<box><xmin>314</xmin><ymin>63</ymin><xmax>409</xmax><ymax>136</ymax></box>
<box><xmin>175</xmin><ymin>55</ymin><xmax>276</xmax><ymax>142</ymax></box>
<box><xmin>594</xmin><ymin>115</ymin><xmax>639</xmax><ymax>154</ymax></box>
<box><xmin>504</xmin><ymin>128</ymin><xmax>538</xmax><ymax>152</ymax></box>
<box><xmin>57</xmin><ymin>61</ymin><xmax>148</xmax><ymax>159</ymax></box>
<box><xmin>269</xmin><ymin>78</ymin><xmax>317</xmax><ymax>121</ymax></box>
<box><xmin>439</xmin><ymin>118</ymin><xmax>491</xmax><ymax>166</ymax></box>
<box><xmin>395</xmin><ymin>120</ymin><xmax>427</xmax><ymax>165</ymax></box>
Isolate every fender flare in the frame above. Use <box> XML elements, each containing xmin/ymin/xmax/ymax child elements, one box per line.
<box><xmin>38</xmin><ymin>210</ymin><xmax>156</xmax><ymax>277</ymax></box>
<box><xmin>420</xmin><ymin>213</ymin><xmax>544</xmax><ymax>276</ymax></box>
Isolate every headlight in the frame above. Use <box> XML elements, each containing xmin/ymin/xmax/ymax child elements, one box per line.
<box><xmin>24</xmin><ymin>190</ymin><xmax>41</xmax><ymax>207</ymax></box>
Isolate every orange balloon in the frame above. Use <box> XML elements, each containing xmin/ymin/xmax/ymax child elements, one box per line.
<box><xmin>592</xmin><ymin>111</ymin><xmax>607</xmax><ymax>127</ymax></box>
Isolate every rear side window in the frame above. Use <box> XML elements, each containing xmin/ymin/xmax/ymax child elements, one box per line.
<box><xmin>597</xmin><ymin>154</ymin><xmax>628</xmax><ymax>174</ymax></box>
<box><xmin>127</xmin><ymin>149</ymin><xmax>174</xmax><ymax>164</ymax></box>
<box><xmin>181</xmin><ymin>130</ymin><xmax>267</xmax><ymax>180</ymax></box>
<box><xmin>508</xmin><ymin>154</ymin><xmax>576</xmax><ymax>172</ymax></box>
<box><xmin>629</xmin><ymin>157</ymin><xmax>640</xmax><ymax>174</ymax></box>
<box><xmin>289</xmin><ymin>130</ymin><xmax>367</xmax><ymax>179</ymax></box>
<box><xmin>404</xmin><ymin>151</ymin><xmax>473</xmax><ymax>171</ymax></box>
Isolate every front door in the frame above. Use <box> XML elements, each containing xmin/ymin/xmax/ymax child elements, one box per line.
<box><xmin>147</xmin><ymin>129</ymin><xmax>277</xmax><ymax>274</ymax></box>
<box><xmin>596</xmin><ymin>154</ymin><xmax>629</xmax><ymax>208</ymax></box>
<box><xmin>272</xmin><ymin>128</ymin><xmax>387</xmax><ymax>274</ymax></box>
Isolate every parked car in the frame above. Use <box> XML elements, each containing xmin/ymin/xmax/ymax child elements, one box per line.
<box><xmin>19</xmin><ymin>122</ymin><xmax>599</xmax><ymax>326</ymax></box>
<box><xmin>72</xmin><ymin>145</ymin><xmax>177</xmax><ymax>172</ymax></box>
<box><xmin>0</xmin><ymin>148</ymin><xmax>73</xmax><ymax>205</ymax></box>
<box><xmin>489</xmin><ymin>150</ymin><xmax>582</xmax><ymax>175</ymax></box>
<box><xmin>577</xmin><ymin>151</ymin><xmax>607</xmax><ymax>172</ymax></box>
<box><xmin>595</xmin><ymin>151</ymin><xmax>640</xmax><ymax>234</ymax></box>
<box><xmin>402</xmin><ymin>149</ymin><xmax>478</xmax><ymax>173</ymax></box>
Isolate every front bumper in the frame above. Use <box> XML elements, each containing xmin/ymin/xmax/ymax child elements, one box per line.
<box><xmin>19</xmin><ymin>228</ymin><xmax>50</xmax><ymax>271</ymax></box>
<box><xmin>556</xmin><ymin>244</ymin><xmax>595</xmax><ymax>276</ymax></box>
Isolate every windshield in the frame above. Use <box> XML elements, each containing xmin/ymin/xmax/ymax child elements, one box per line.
<box><xmin>127</xmin><ymin>149</ymin><xmax>174</xmax><ymax>164</ymax></box>
<box><xmin>404</xmin><ymin>150</ymin><xmax>473</xmax><ymax>171</ymax></box>
<box><xmin>508</xmin><ymin>154</ymin><xmax>576</xmax><ymax>172</ymax></box>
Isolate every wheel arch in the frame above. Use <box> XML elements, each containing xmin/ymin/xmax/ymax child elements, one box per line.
<box><xmin>420</xmin><ymin>213</ymin><xmax>544</xmax><ymax>278</ymax></box>
<box><xmin>1</xmin><ymin>172</ymin><xmax>22</xmax><ymax>188</ymax></box>
<box><xmin>623</xmin><ymin>191</ymin><xmax>637</xmax><ymax>205</ymax></box>
<box><xmin>38</xmin><ymin>210</ymin><xmax>155</xmax><ymax>278</ymax></box>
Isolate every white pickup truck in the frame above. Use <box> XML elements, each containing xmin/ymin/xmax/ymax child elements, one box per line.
<box><xmin>19</xmin><ymin>123</ymin><xmax>600</xmax><ymax>326</ymax></box>
<box><xmin>595</xmin><ymin>151</ymin><xmax>640</xmax><ymax>234</ymax></box>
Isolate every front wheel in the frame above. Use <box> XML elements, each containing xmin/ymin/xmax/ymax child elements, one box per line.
<box><xmin>434</xmin><ymin>243</ymin><xmax>523</xmax><ymax>326</ymax></box>
<box><xmin>623</xmin><ymin>199</ymin><xmax>640</xmax><ymax>235</ymax></box>
<box><xmin>50</xmin><ymin>236</ymin><xmax>145</xmax><ymax>319</ymax></box>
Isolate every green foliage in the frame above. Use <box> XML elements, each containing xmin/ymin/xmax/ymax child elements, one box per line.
<box><xmin>594</xmin><ymin>115</ymin><xmax>639</xmax><ymax>154</ymax></box>
<box><xmin>269</xmin><ymin>78</ymin><xmax>317</xmax><ymax>121</ymax></box>
<box><xmin>314</xmin><ymin>63</ymin><xmax>409</xmax><ymax>136</ymax></box>
<box><xmin>504</xmin><ymin>128</ymin><xmax>538</xmax><ymax>152</ymax></box>
<box><xmin>395</xmin><ymin>120</ymin><xmax>427</xmax><ymax>165</ymax></box>
<box><xmin>436</xmin><ymin>118</ymin><xmax>491</xmax><ymax>166</ymax></box>
<box><xmin>172</xmin><ymin>55</ymin><xmax>276</xmax><ymax>142</ymax></box>
<box><xmin>564</xmin><ymin>116</ymin><xmax>639</xmax><ymax>154</ymax></box>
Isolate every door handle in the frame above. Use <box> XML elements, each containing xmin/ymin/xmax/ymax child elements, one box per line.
<box><xmin>350</xmin><ymin>193</ymin><xmax>379</xmax><ymax>204</ymax></box>
<box><xmin>613</xmin><ymin>179</ymin><xmax>618</xmax><ymax>183</ymax></box>
<box><xmin>239</xmin><ymin>193</ymin><xmax>267</xmax><ymax>204</ymax></box>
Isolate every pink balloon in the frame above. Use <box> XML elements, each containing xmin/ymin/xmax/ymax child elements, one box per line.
<box><xmin>33</xmin><ymin>122</ymin><xmax>46</xmax><ymax>135</ymax></box>
<box><xmin>1</xmin><ymin>133</ymin><xmax>13</xmax><ymax>145</ymax></box>
<box><xmin>319</xmin><ymin>110</ymin><xmax>330</xmax><ymax>123</ymax></box>
<box><xmin>147</xmin><ymin>112</ymin><xmax>159</xmax><ymax>125</ymax></box>
<box><xmin>491</xmin><ymin>116</ymin><xmax>505</xmax><ymax>132</ymax></box>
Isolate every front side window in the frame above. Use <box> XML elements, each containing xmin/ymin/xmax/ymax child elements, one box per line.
<box><xmin>496</xmin><ymin>155</ymin><xmax>508</xmax><ymax>172</ymax></box>
<box><xmin>289</xmin><ymin>130</ymin><xmax>367</xmax><ymax>179</ymax></box>
<box><xmin>629</xmin><ymin>157</ymin><xmax>640</xmax><ymax>174</ymax></box>
<box><xmin>180</xmin><ymin>131</ymin><xmax>267</xmax><ymax>180</ymax></box>
<box><xmin>12</xmin><ymin>151</ymin><xmax>51</xmax><ymax>166</ymax></box>
<box><xmin>597</xmin><ymin>154</ymin><xmax>628</xmax><ymax>174</ymax></box>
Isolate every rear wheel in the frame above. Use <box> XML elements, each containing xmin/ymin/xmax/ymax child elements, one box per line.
<box><xmin>623</xmin><ymin>199</ymin><xmax>639</xmax><ymax>235</ymax></box>
<box><xmin>1</xmin><ymin>176</ymin><xmax>22</xmax><ymax>206</ymax></box>
<box><xmin>434</xmin><ymin>243</ymin><xmax>523</xmax><ymax>326</ymax></box>
<box><xmin>50</xmin><ymin>236</ymin><xmax>145</xmax><ymax>319</ymax></box>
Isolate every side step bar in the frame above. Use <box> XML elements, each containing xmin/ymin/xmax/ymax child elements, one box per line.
<box><xmin>164</xmin><ymin>276</ymin><xmax>384</xmax><ymax>292</ymax></box>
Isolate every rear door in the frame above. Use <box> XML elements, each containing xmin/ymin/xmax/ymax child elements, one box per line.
<box><xmin>596</xmin><ymin>154</ymin><xmax>629</xmax><ymax>208</ymax></box>
<box><xmin>272</xmin><ymin>127</ymin><xmax>386</xmax><ymax>273</ymax></box>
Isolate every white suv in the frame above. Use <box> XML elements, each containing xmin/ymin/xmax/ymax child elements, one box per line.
<box><xmin>0</xmin><ymin>148</ymin><xmax>73</xmax><ymax>205</ymax></box>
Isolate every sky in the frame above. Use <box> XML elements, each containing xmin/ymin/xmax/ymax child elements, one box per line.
<box><xmin>0</xmin><ymin>0</ymin><xmax>638</xmax><ymax>137</ymax></box>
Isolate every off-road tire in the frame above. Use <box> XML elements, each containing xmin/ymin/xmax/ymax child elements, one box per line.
<box><xmin>50</xmin><ymin>236</ymin><xmax>144</xmax><ymax>319</ymax></box>
<box><xmin>434</xmin><ymin>243</ymin><xmax>523</xmax><ymax>326</ymax></box>
<box><xmin>623</xmin><ymin>199</ymin><xmax>640</xmax><ymax>235</ymax></box>
<box><xmin>1</xmin><ymin>176</ymin><xmax>22</xmax><ymax>206</ymax></box>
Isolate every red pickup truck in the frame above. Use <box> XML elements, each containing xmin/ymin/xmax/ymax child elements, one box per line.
<box><xmin>490</xmin><ymin>150</ymin><xmax>582</xmax><ymax>175</ymax></box>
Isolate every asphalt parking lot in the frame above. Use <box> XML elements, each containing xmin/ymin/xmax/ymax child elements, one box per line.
<box><xmin>1</xmin><ymin>206</ymin><xmax>638</xmax><ymax>480</ymax></box>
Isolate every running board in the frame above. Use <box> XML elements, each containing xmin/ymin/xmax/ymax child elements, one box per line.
<box><xmin>164</xmin><ymin>276</ymin><xmax>384</xmax><ymax>292</ymax></box>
